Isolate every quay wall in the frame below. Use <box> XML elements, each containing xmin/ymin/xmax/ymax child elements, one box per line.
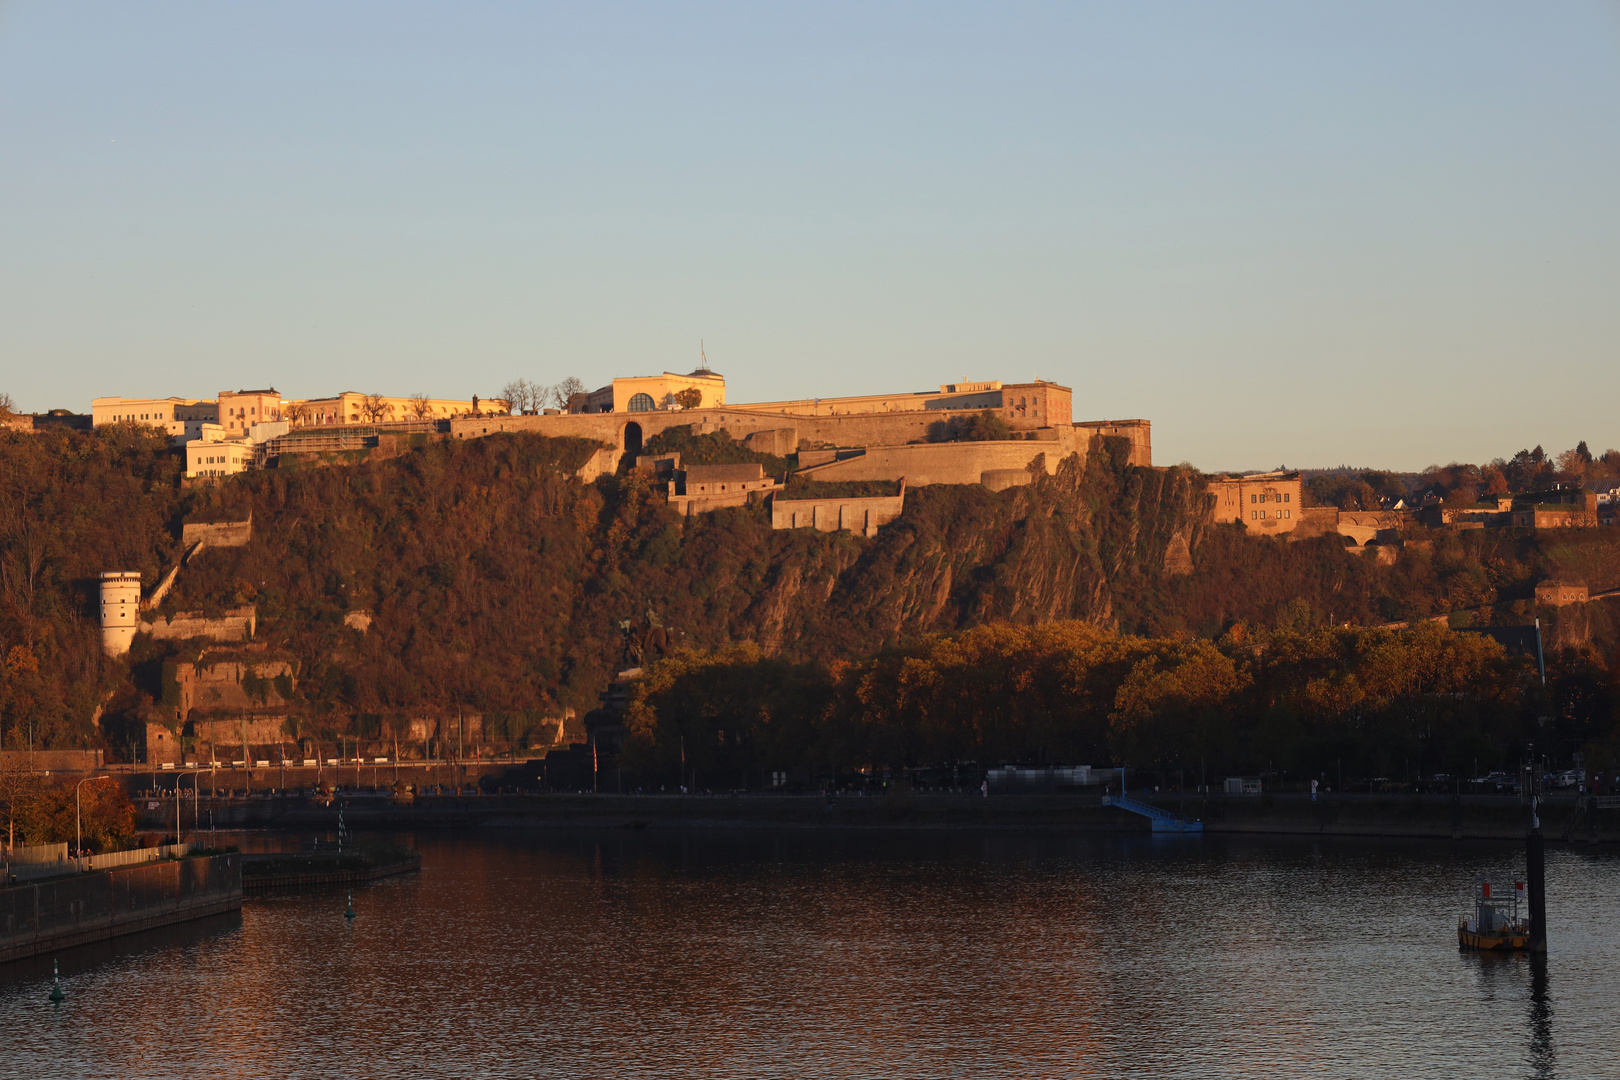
<box><xmin>129</xmin><ymin>791</ymin><xmax>1620</xmax><ymax>843</ymax></box>
<box><xmin>0</xmin><ymin>854</ymin><xmax>241</xmax><ymax>964</ymax></box>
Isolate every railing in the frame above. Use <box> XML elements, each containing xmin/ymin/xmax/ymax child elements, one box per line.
<box><xmin>82</xmin><ymin>842</ymin><xmax>193</xmax><ymax>872</ymax></box>
<box><xmin>5</xmin><ymin>842</ymin><xmax>195</xmax><ymax>883</ymax></box>
<box><xmin>1102</xmin><ymin>793</ymin><xmax>1204</xmax><ymax>833</ymax></box>
<box><xmin>5</xmin><ymin>842</ymin><xmax>67</xmax><ymax>866</ymax></box>
<box><xmin>1103</xmin><ymin>793</ymin><xmax>1178</xmax><ymax>820</ymax></box>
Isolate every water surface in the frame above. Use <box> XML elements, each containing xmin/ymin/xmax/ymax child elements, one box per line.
<box><xmin>3</xmin><ymin>830</ymin><xmax>1613</xmax><ymax>1079</ymax></box>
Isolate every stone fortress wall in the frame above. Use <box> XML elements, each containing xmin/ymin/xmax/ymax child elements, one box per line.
<box><xmin>181</xmin><ymin>516</ymin><xmax>253</xmax><ymax>548</ymax></box>
<box><xmin>796</xmin><ymin>441</ymin><xmax>1064</xmax><ymax>488</ymax></box>
<box><xmin>451</xmin><ymin>406</ymin><xmax>1151</xmax><ymax>475</ymax></box>
<box><xmin>145</xmin><ymin>607</ymin><xmax>258</xmax><ymax>643</ymax></box>
<box><xmin>771</xmin><ymin>484</ymin><xmax>908</xmax><ymax>537</ymax></box>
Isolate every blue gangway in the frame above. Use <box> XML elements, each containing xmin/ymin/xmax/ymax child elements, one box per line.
<box><xmin>1102</xmin><ymin>792</ymin><xmax>1204</xmax><ymax>833</ymax></box>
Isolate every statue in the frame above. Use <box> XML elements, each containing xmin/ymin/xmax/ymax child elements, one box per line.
<box><xmin>620</xmin><ymin>610</ymin><xmax>671</xmax><ymax>667</ymax></box>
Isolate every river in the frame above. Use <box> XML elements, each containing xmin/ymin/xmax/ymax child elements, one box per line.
<box><xmin>3</xmin><ymin>829</ymin><xmax>1615</xmax><ymax>1078</ymax></box>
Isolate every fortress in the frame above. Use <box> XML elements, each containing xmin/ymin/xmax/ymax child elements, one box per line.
<box><xmin>454</xmin><ymin>370</ymin><xmax>1151</xmax><ymax>481</ymax></box>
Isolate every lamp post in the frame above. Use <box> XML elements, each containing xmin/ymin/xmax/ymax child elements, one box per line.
<box><xmin>74</xmin><ymin>775</ymin><xmax>112</xmax><ymax>866</ymax></box>
<box><xmin>174</xmin><ymin>770</ymin><xmax>204</xmax><ymax>846</ymax></box>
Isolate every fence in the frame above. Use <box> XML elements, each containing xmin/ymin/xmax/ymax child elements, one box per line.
<box><xmin>6</xmin><ymin>842</ymin><xmax>67</xmax><ymax>865</ymax></box>
<box><xmin>5</xmin><ymin>842</ymin><xmax>194</xmax><ymax>883</ymax></box>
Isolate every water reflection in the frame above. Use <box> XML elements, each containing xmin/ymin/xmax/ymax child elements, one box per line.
<box><xmin>0</xmin><ymin>830</ymin><xmax>1614</xmax><ymax>1079</ymax></box>
<box><xmin>1528</xmin><ymin>953</ymin><xmax>1554</xmax><ymax>1080</ymax></box>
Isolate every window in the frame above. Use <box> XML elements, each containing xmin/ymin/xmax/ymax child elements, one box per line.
<box><xmin>1284</xmin><ymin>493</ymin><xmax>1291</xmax><ymax>503</ymax></box>
<box><xmin>1251</xmin><ymin>511</ymin><xmax>1258</xmax><ymax>520</ymax></box>
<box><xmin>1261</xmin><ymin>510</ymin><xmax>1267</xmax><ymax>518</ymax></box>
<box><xmin>1284</xmin><ymin>509</ymin><xmax>1291</xmax><ymax>519</ymax></box>
<box><xmin>627</xmin><ymin>393</ymin><xmax>656</xmax><ymax>412</ymax></box>
<box><xmin>1250</xmin><ymin>494</ymin><xmax>1256</xmax><ymax>504</ymax></box>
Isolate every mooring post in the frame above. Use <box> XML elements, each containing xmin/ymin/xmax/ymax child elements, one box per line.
<box><xmin>1525</xmin><ymin>758</ymin><xmax>1547</xmax><ymax>953</ymax></box>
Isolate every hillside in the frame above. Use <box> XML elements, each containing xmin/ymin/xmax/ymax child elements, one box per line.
<box><xmin>1</xmin><ymin>426</ymin><xmax>1617</xmax><ymax>756</ymax></box>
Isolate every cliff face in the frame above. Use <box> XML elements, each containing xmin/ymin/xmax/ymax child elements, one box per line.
<box><xmin>813</xmin><ymin>445</ymin><xmax>1211</xmax><ymax>647</ymax></box>
<box><xmin>153</xmin><ymin>434</ymin><xmax>1213</xmax><ymax>723</ymax></box>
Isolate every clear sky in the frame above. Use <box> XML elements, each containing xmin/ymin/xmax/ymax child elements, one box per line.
<box><xmin>2</xmin><ymin>2</ymin><xmax>1617</xmax><ymax>471</ymax></box>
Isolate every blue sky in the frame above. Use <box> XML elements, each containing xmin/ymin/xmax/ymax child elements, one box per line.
<box><xmin>2</xmin><ymin>2</ymin><xmax>1617</xmax><ymax>470</ymax></box>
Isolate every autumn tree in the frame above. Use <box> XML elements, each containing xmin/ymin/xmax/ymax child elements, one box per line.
<box><xmin>408</xmin><ymin>393</ymin><xmax>434</xmax><ymax>421</ymax></box>
<box><xmin>549</xmin><ymin>377</ymin><xmax>587</xmax><ymax>412</ymax></box>
<box><xmin>360</xmin><ymin>394</ymin><xmax>390</xmax><ymax>423</ymax></box>
<box><xmin>674</xmin><ymin>387</ymin><xmax>703</xmax><ymax>410</ymax></box>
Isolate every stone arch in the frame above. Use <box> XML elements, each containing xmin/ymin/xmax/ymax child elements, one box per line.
<box><xmin>622</xmin><ymin>421</ymin><xmax>644</xmax><ymax>457</ymax></box>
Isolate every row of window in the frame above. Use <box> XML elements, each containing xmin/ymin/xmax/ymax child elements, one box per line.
<box><xmin>1251</xmin><ymin>492</ymin><xmax>1291</xmax><ymax>503</ymax></box>
<box><xmin>1251</xmin><ymin>509</ymin><xmax>1293</xmax><ymax>520</ymax></box>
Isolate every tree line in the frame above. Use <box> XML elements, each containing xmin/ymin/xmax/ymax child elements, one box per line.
<box><xmin>1306</xmin><ymin>440</ymin><xmax>1620</xmax><ymax>511</ymax></box>
<box><xmin>621</xmin><ymin>620</ymin><xmax>1619</xmax><ymax>788</ymax></box>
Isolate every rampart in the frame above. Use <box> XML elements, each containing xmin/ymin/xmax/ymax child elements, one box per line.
<box><xmin>771</xmin><ymin>485</ymin><xmax>907</xmax><ymax>536</ymax></box>
<box><xmin>797</xmin><ymin>441</ymin><xmax>1067</xmax><ymax>487</ymax></box>
<box><xmin>0</xmin><ymin>853</ymin><xmax>241</xmax><ymax>964</ymax></box>
<box><xmin>1072</xmin><ymin>420</ymin><xmax>1151</xmax><ymax>467</ymax></box>
<box><xmin>145</xmin><ymin>606</ymin><xmax>257</xmax><ymax>644</ymax></box>
<box><xmin>448</xmin><ymin>408</ymin><xmax>1149</xmax><ymax>467</ymax></box>
<box><xmin>170</xmin><ymin>658</ymin><xmax>294</xmax><ymax>718</ymax></box>
<box><xmin>181</xmin><ymin>516</ymin><xmax>253</xmax><ymax>548</ymax></box>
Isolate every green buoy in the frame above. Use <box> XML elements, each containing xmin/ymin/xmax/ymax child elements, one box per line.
<box><xmin>345</xmin><ymin>892</ymin><xmax>355</xmax><ymax>921</ymax></box>
<box><xmin>48</xmin><ymin>960</ymin><xmax>64</xmax><ymax>1003</ymax></box>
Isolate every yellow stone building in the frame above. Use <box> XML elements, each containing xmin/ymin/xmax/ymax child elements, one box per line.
<box><xmin>575</xmin><ymin>369</ymin><xmax>727</xmax><ymax>414</ymax></box>
<box><xmin>91</xmin><ymin>396</ymin><xmax>218</xmax><ymax>437</ymax></box>
<box><xmin>1207</xmin><ymin>472</ymin><xmax>1302</xmax><ymax>533</ymax></box>
<box><xmin>288</xmin><ymin>391</ymin><xmax>488</xmax><ymax>426</ymax></box>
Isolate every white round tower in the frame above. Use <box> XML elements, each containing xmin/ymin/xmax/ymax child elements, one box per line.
<box><xmin>99</xmin><ymin>571</ymin><xmax>142</xmax><ymax>656</ymax></box>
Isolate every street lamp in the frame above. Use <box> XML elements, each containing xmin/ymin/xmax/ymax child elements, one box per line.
<box><xmin>74</xmin><ymin>775</ymin><xmax>113</xmax><ymax>866</ymax></box>
<box><xmin>174</xmin><ymin>770</ymin><xmax>205</xmax><ymax>846</ymax></box>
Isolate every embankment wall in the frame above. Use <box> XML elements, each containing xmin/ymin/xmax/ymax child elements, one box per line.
<box><xmin>126</xmin><ymin>791</ymin><xmax>1620</xmax><ymax>843</ymax></box>
<box><xmin>0</xmin><ymin>854</ymin><xmax>241</xmax><ymax>964</ymax></box>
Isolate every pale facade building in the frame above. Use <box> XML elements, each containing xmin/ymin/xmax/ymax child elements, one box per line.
<box><xmin>287</xmin><ymin>391</ymin><xmax>485</xmax><ymax>426</ymax></box>
<box><xmin>185</xmin><ymin>425</ymin><xmax>251</xmax><ymax>479</ymax></box>
<box><xmin>217</xmin><ymin>389</ymin><xmax>285</xmax><ymax>435</ymax></box>
<box><xmin>92</xmin><ymin>397</ymin><xmax>218</xmax><ymax>437</ymax></box>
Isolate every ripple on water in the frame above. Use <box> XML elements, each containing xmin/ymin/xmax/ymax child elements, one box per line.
<box><xmin>0</xmin><ymin>830</ymin><xmax>1613</xmax><ymax>1079</ymax></box>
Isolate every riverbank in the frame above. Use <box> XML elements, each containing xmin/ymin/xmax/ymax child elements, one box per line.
<box><xmin>0</xmin><ymin>853</ymin><xmax>241</xmax><ymax>964</ymax></box>
<box><xmin>241</xmin><ymin>844</ymin><xmax>422</xmax><ymax>892</ymax></box>
<box><xmin>134</xmin><ymin>791</ymin><xmax>1620</xmax><ymax>842</ymax></box>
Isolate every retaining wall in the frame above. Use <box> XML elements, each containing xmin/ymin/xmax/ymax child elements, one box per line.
<box><xmin>798</xmin><ymin>441</ymin><xmax>1069</xmax><ymax>487</ymax></box>
<box><xmin>145</xmin><ymin>607</ymin><xmax>256</xmax><ymax>643</ymax></box>
<box><xmin>180</xmin><ymin>517</ymin><xmax>253</xmax><ymax>548</ymax></box>
<box><xmin>0</xmin><ymin>853</ymin><xmax>241</xmax><ymax>964</ymax></box>
<box><xmin>771</xmin><ymin>487</ymin><xmax>907</xmax><ymax>536</ymax></box>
